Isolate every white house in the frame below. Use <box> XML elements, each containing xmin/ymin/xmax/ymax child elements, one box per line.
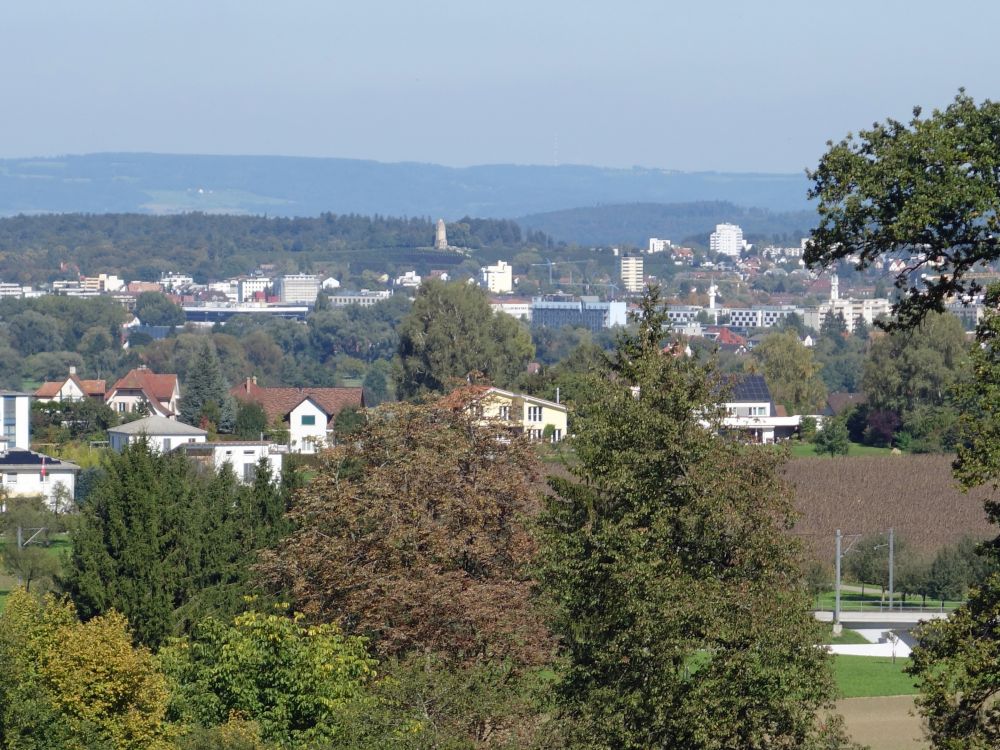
<box><xmin>0</xmin><ymin>439</ymin><xmax>78</xmax><ymax>509</ymax></box>
<box><xmin>105</xmin><ymin>367</ymin><xmax>181</xmax><ymax>418</ymax></box>
<box><xmin>107</xmin><ymin>415</ymin><xmax>207</xmax><ymax>453</ymax></box>
<box><xmin>230</xmin><ymin>379</ymin><xmax>365</xmax><ymax>454</ymax></box>
<box><xmin>174</xmin><ymin>441</ymin><xmax>283</xmax><ymax>484</ymax></box>
<box><xmin>481</xmin><ymin>261</ymin><xmax>513</xmax><ymax>294</ymax></box>
<box><xmin>719</xmin><ymin>375</ymin><xmax>800</xmax><ymax>444</ymax></box>
<box><xmin>34</xmin><ymin>367</ymin><xmax>106</xmax><ymax>403</ymax></box>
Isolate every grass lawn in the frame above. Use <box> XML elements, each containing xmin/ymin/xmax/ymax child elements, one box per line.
<box><xmin>814</xmin><ymin>588</ymin><xmax>962</xmax><ymax>612</ymax></box>
<box><xmin>789</xmin><ymin>441</ymin><xmax>897</xmax><ymax>459</ymax></box>
<box><xmin>834</xmin><ymin>655</ymin><xmax>918</xmax><ymax>698</ymax></box>
<box><xmin>821</xmin><ymin>628</ymin><xmax>870</xmax><ymax>645</ymax></box>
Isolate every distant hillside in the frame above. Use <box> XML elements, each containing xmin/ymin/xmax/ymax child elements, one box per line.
<box><xmin>0</xmin><ymin>153</ymin><xmax>811</xmax><ymax>218</ymax></box>
<box><xmin>518</xmin><ymin>201</ymin><xmax>817</xmax><ymax>246</ymax></box>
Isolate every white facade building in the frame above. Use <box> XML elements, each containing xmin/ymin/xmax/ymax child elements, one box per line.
<box><xmin>394</xmin><ymin>271</ymin><xmax>422</xmax><ymax>289</ymax></box>
<box><xmin>620</xmin><ymin>255</ymin><xmax>645</xmax><ymax>293</ymax></box>
<box><xmin>107</xmin><ymin>416</ymin><xmax>207</xmax><ymax>454</ymax></box>
<box><xmin>0</xmin><ymin>391</ymin><xmax>77</xmax><ymax>507</ymax></box>
<box><xmin>238</xmin><ymin>276</ymin><xmax>272</xmax><ymax>302</ymax></box>
<box><xmin>481</xmin><ymin>261</ymin><xmax>513</xmax><ymax>294</ymax></box>
<box><xmin>710</xmin><ymin>223</ymin><xmax>746</xmax><ymax>258</ymax></box>
<box><xmin>0</xmin><ymin>391</ymin><xmax>32</xmax><ymax>450</ymax></box>
<box><xmin>160</xmin><ymin>272</ymin><xmax>194</xmax><ymax>291</ymax></box>
<box><xmin>490</xmin><ymin>298</ymin><xmax>532</xmax><ymax>321</ymax></box>
<box><xmin>275</xmin><ymin>274</ymin><xmax>320</xmax><ymax>304</ymax></box>
<box><xmin>647</xmin><ymin>238</ymin><xmax>671</xmax><ymax>254</ymax></box>
<box><xmin>175</xmin><ymin>441</ymin><xmax>283</xmax><ymax>484</ymax></box>
<box><xmin>288</xmin><ymin>398</ymin><xmax>332</xmax><ymax>454</ymax></box>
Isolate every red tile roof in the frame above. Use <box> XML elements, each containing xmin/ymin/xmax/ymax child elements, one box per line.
<box><xmin>35</xmin><ymin>373</ymin><xmax>106</xmax><ymax>399</ymax></box>
<box><xmin>110</xmin><ymin>368</ymin><xmax>178</xmax><ymax>402</ymax></box>
<box><xmin>230</xmin><ymin>379</ymin><xmax>364</xmax><ymax>422</ymax></box>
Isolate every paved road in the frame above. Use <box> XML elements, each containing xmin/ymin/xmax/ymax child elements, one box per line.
<box><xmin>814</xmin><ymin>611</ymin><xmax>948</xmax><ymax>626</ymax></box>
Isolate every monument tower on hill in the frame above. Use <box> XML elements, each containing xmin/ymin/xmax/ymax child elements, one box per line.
<box><xmin>434</xmin><ymin>219</ymin><xmax>448</xmax><ymax>250</ymax></box>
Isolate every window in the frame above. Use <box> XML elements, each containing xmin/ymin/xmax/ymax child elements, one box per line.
<box><xmin>162</xmin><ymin>438</ymin><xmax>172</xmax><ymax>452</ymax></box>
<box><xmin>530</xmin><ymin>429</ymin><xmax>543</xmax><ymax>440</ymax></box>
<box><xmin>3</xmin><ymin>396</ymin><xmax>15</xmax><ymax>442</ymax></box>
<box><xmin>527</xmin><ymin>405</ymin><xmax>542</xmax><ymax>422</ymax></box>
<box><xmin>6</xmin><ymin>473</ymin><xmax>16</xmax><ymax>484</ymax></box>
<box><xmin>499</xmin><ymin>405</ymin><xmax>510</xmax><ymax>420</ymax></box>
<box><xmin>552</xmin><ymin>429</ymin><xmax>562</xmax><ymax>442</ymax></box>
<box><xmin>301</xmin><ymin>414</ymin><xmax>316</xmax><ymax>426</ymax></box>
<box><xmin>243</xmin><ymin>464</ymin><xmax>256</xmax><ymax>482</ymax></box>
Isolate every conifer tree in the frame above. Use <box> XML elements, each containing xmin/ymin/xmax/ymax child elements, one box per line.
<box><xmin>180</xmin><ymin>339</ymin><xmax>235</xmax><ymax>431</ymax></box>
<box><xmin>536</xmin><ymin>288</ymin><xmax>848</xmax><ymax>749</ymax></box>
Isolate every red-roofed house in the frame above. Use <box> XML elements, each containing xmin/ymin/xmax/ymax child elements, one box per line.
<box><xmin>35</xmin><ymin>367</ymin><xmax>106</xmax><ymax>403</ymax></box>
<box><xmin>105</xmin><ymin>366</ymin><xmax>180</xmax><ymax>418</ymax></box>
<box><xmin>230</xmin><ymin>377</ymin><xmax>365</xmax><ymax>453</ymax></box>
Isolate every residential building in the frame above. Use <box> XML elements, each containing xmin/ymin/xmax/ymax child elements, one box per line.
<box><xmin>174</xmin><ymin>440</ymin><xmax>283</xmax><ymax>484</ymax></box>
<box><xmin>620</xmin><ymin>255</ymin><xmax>645</xmax><ymax>293</ymax></box>
<box><xmin>105</xmin><ymin>366</ymin><xmax>180</xmax><ymax>418</ymax></box>
<box><xmin>80</xmin><ymin>273</ymin><xmax>124</xmax><ymax>293</ymax></box>
<box><xmin>710</xmin><ymin>223</ymin><xmax>746</xmax><ymax>258</ymax></box>
<box><xmin>275</xmin><ymin>274</ymin><xmax>321</xmax><ymax>304</ymax></box>
<box><xmin>238</xmin><ymin>276</ymin><xmax>272</xmax><ymax>302</ymax></box>
<box><xmin>230</xmin><ymin>378</ymin><xmax>365</xmax><ymax>454</ymax></box>
<box><xmin>719</xmin><ymin>375</ymin><xmax>800</xmax><ymax>443</ymax></box>
<box><xmin>481</xmin><ymin>261</ymin><xmax>513</xmax><ymax>294</ymax></box>
<box><xmin>647</xmin><ymin>237</ymin><xmax>671</xmax><ymax>254</ymax></box>
<box><xmin>34</xmin><ymin>367</ymin><xmax>106</xmax><ymax>403</ymax></box>
<box><xmin>394</xmin><ymin>271</ymin><xmax>422</xmax><ymax>289</ymax></box>
<box><xmin>160</xmin><ymin>272</ymin><xmax>194</xmax><ymax>291</ymax></box>
<box><xmin>0</xmin><ymin>391</ymin><xmax>32</xmax><ymax>450</ymax></box>
<box><xmin>0</xmin><ymin>282</ymin><xmax>25</xmax><ymax>298</ymax></box>
<box><xmin>326</xmin><ymin>290</ymin><xmax>392</xmax><ymax>308</ymax></box>
<box><xmin>490</xmin><ymin>297</ymin><xmax>532</xmax><ymax>321</ymax></box>
<box><xmin>442</xmin><ymin>385</ymin><xmax>568</xmax><ymax>442</ymax></box>
<box><xmin>0</xmin><ymin>440</ymin><xmax>78</xmax><ymax>508</ymax></box>
<box><xmin>108</xmin><ymin>415</ymin><xmax>206</xmax><ymax>453</ymax></box>
<box><xmin>531</xmin><ymin>295</ymin><xmax>627</xmax><ymax>332</ymax></box>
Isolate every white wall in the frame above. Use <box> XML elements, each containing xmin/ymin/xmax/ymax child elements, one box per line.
<box><xmin>213</xmin><ymin>444</ymin><xmax>283</xmax><ymax>483</ymax></box>
<box><xmin>111</xmin><ymin>432</ymin><xmax>206</xmax><ymax>453</ymax></box>
<box><xmin>289</xmin><ymin>400</ymin><xmax>329</xmax><ymax>454</ymax></box>
<box><xmin>4</xmin><ymin>469</ymin><xmax>76</xmax><ymax>510</ymax></box>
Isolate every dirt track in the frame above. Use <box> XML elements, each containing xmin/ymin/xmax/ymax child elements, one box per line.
<box><xmin>836</xmin><ymin>696</ymin><xmax>926</xmax><ymax>750</ymax></box>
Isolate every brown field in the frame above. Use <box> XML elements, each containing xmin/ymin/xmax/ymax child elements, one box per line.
<box><xmin>787</xmin><ymin>454</ymin><xmax>994</xmax><ymax>560</ymax></box>
<box><xmin>836</xmin><ymin>696</ymin><xmax>926</xmax><ymax>750</ymax></box>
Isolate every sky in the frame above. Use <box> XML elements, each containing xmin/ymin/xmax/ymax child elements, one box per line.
<box><xmin>2</xmin><ymin>0</ymin><xmax>998</xmax><ymax>173</ymax></box>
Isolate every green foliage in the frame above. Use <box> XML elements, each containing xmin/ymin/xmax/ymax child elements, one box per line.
<box><xmin>160</xmin><ymin>606</ymin><xmax>377</xmax><ymax>748</ymax></box>
<box><xmin>799</xmin><ymin>415</ymin><xmax>818</xmax><ymax>442</ymax></box>
<box><xmin>395</xmin><ymin>280</ymin><xmax>534</xmax><ymax>398</ymax></box>
<box><xmin>808</xmin><ymin>91</ymin><xmax>1000</xmax><ymax>328</ymax></box>
<box><xmin>180</xmin><ymin>339</ymin><xmax>236</xmax><ymax>432</ymax></box>
<box><xmin>536</xmin><ymin>289</ymin><xmax>839</xmax><ymax>748</ymax></box>
<box><xmin>135</xmin><ymin>292</ymin><xmax>186</xmax><ymax>327</ymax></box>
<box><xmin>0</xmin><ymin>589</ymin><xmax>172</xmax><ymax>749</ymax></box>
<box><xmin>63</xmin><ymin>439</ymin><xmax>291</xmax><ymax>647</ymax></box>
<box><xmin>234</xmin><ymin>400</ymin><xmax>268</xmax><ymax>440</ymax></box>
<box><xmin>332</xmin><ymin>406</ymin><xmax>364</xmax><ymax>440</ymax></box>
<box><xmin>748</xmin><ymin>328</ymin><xmax>827</xmax><ymax>414</ymax></box>
<box><xmin>814</xmin><ymin>417</ymin><xmax>850</xmax><ymax>456</ymax></box>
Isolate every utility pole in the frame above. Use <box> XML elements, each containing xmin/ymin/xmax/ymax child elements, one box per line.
<box><xmin>835</xmin><ymin>529</ymin><xmax>842</xmax><ymax>630</ymax></box>
<box><xmin>888</xmin><ymin>527</ymin><xmax>894</xmax><ymax>611</ymax></box>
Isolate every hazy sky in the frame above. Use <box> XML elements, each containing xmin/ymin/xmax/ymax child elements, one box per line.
<box><xmin>3</xmin><ymin>0</ymin><xmax>998</xmax><ymax>172</ymax></box>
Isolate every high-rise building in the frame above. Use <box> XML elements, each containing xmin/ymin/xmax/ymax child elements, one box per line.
<box><xmin>620</xmin><ymin>254</ymin><xmax>644</xmax><ymax>293</ymax></box>
<box><xmin>710</xmin><ymin>223</ymin><xmax>746</xmax><ymax>258</ymax></box>
<box><xmin>481</xmin><ymin>260</ymin><xmax>513</xmax><ymax>293</ymax></box>
<box><xmin>275</xmin><ymin>274</ymin><xmax>320</xmax><ymax>304</ymax></box>
<box><xmin>648</xmin><ymin>237</ymin><xmax>671</xmax><ymax>254</ymax></box>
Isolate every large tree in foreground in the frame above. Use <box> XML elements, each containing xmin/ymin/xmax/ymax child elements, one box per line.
<box><xmin>806</xmin><ymin>91</ymin><xmax>1000</xmax><ymax>329</ymax></box>
<box><xmin>394</xmin><ymin>279</ymin><xmax>534</xmax><ymax>398</ymax></box>
<box><xmin>536</xmin><ymin>292</ymin><xmax>848</xmax><ymax>749</ymax></box>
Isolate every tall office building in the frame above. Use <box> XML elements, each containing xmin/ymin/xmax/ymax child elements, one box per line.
<box><xmin>709</xmin><ymin>223</ymin><xmax>746</xmax><ymax>257</ymax></box>
<box><xmin>620</xmin><ymin>254</ymin><xmax>644</xmax><ymax>293</ymax></box>
<box><xmin>481</xmin><ymin>260</ymin><xmax>513</xmax><ymax>293</ymax></box>
<box><xmin>275</xmin><ymin>274</ymin><xmax>321</xmax><ymax>304</ymax></box>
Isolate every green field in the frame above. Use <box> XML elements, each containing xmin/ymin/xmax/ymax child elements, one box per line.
<box><xmin>814</xmin><ymin>588</ymin><xmax>962</xmax><ymax>613</ymax></box>
<box><xmin>789</xmin><ymin>442</ymin><xmax>897</xmax><ymax>459</ymax></box>
<box><xmin>834</xmin><ymin>655</ymin><xmax>918</xmax><ymax>698</ymax></box>
<box><xmin>821</xmin><ymin>628</ymin><xmax>869</xmax><ymax>645</ymax></box>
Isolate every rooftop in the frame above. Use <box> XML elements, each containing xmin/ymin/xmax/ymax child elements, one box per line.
<box><xmin>108</xmin><ymin>416</ymin><xmax>207</xmax><ymax>436</ymax></box>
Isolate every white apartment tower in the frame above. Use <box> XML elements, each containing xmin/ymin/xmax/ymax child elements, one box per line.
<box><xmin>710</xmin><ymin>223</ymin><xmax>746</xmax><ymax>258</ymax></box>
<box><xmin>620</xmin><ymin>255</ymin><xmax>645</xmax><ymax>294</ymax></box>
<box><xmin>481</xmin><ymin>261</ymin><xmax>513</xmax><ymax>294</ymax></box>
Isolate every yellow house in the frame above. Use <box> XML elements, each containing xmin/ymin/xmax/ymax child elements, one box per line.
<box><xmin>449</xmin><ymin>386</ymin><xmax>568</xmax><ymax>442</ymax></box>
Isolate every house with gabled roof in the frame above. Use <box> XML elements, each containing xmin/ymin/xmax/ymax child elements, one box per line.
<box><xmin>439</xmin><ymin>385</ymin><xmax>568</xmax><ymax>442</ymax></box>
<box><xmin>105</xmin><ymin>366</ymin><xmax>180</xmax><ymax>419</ymax></box>
<box><xmin>34</xmin><ymin>367</ymin><xmax>106</xmax><ymax>403</ymax></box>
<box><xmin>230</xmin><ymin>377</ymin><xmax>364</xmax><ymax>454</ymax></box>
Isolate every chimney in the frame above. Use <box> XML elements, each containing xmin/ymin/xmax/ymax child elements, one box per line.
<box><xmin>69</xmin><ymin>366</ymin><xmax>77</xmax><ymax>375</ymax></box>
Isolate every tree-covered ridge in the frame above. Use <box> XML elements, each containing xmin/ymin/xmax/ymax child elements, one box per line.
<box><xmin>0</xmin><ymin>212</ymin><xmax>536</xmax><ymax>284</ymax></box>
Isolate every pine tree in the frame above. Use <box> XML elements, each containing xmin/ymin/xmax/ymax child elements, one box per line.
<box><xmin>536</xmin><ymin>288</ymin><xmax>846</xmax><ymax>748</ymax></box>
<box><xmin>180</xmin><ymin>339</ymin><xmax>235</xmax><ymax>431</ymax></box>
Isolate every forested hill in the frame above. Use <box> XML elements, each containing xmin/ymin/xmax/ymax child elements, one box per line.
<box><xmin>0</xmin><ymin>153</ymin><xmax>811</xmax><ymax>218</ymax></box>
<box><xmin>519</xmin><ymin>201</ymin><xmax>817</xmax><ymax>246</ymax></box>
